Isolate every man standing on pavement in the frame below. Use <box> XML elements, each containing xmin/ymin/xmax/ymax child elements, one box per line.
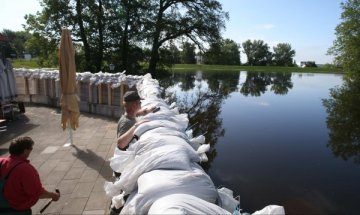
<box><xmin>0</xmin><ymin>136</ymin><xmax>60</xmax><ymax>214</ymax></box>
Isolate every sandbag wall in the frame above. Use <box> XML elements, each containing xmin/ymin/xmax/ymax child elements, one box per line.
<box><xmin>14</xmin><ymin>69</ymin><xmax>142</xmax><ymax>118</ymax></box>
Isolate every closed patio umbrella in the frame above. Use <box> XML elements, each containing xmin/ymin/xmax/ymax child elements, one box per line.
<box><xmin>59</xmin><ymin>28</ymin><xmax>80</xmax><ymax>135</ymax></box>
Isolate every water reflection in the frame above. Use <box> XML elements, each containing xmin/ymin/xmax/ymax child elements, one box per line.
<box><xmin>323</xmin><ymin>76</ymin><xmax>360</xmax><ymax>164</ymax></box>
<box><xmin>159</xmin><ymin>71</ymin><xmax>295</xmax><ymax>170</ymax></box>
<box><xmin>159</xmin><ymin>71</ymin><xmax>360</xmax><ymax>214</ymax></box>
<box><xmin>160</xmin><ymin>72</ymin><xmax>228</xmax><ymax>171</ymax></box>
<box><xmin>240</xmin><ymin>72</ymin><xmax>293</xmax><ymax>96</ymax></box>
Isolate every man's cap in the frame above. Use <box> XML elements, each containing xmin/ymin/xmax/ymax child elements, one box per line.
<box><xmin>123</xmin><ymin>91</ymin><xmax>142</xmax><ymax>102</ymax></box>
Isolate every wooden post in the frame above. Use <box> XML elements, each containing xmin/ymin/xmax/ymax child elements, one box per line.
<box><xmin>88</xmin><ymin>84</ymin><xmax>92</xmax><ymax>103</ymax></box>
<box><xmin>24</xmin><ymin>77</ymin><xmax>29</xmax><ymax>95</ymax></box>
<box><xmin>108</xmin><ymin>84</ymin><xmax>112</xmax><ymax>106</ymax></box>
<box><xmin>120</xmin><ymin>83</ymin><xmax>124</xmax><ymax>108</ymax></box>
<box><xmin>98</xmin><ymin>84</ymin><xmax>102</xmax><ymax>104</ymax></box>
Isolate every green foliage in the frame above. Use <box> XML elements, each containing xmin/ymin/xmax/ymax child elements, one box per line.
<box><xmin>273</xmin><ymin>43</ymin><xmax>296</xmax><ymax>66</ymax></box>
<box><xmin>180</xmin><ymin>42</ymin><xmax>196</xmax><ymax>64</ymax></box>
<box><xmin>11</xmin><ymin>58</ymin><xmax>42</xmax><ymax>68</ymax></box>
<box><xmin>328</xmin><ymin>0</ymin><xmax>360</xmax><ymax>76</ymax></box>
<box><xmin>22</xmin><ymin>0</ymin><xmax>228</xmax><ymax>76</ymax></box>
<box><xmin>242</xmin><ymin>39</ymin><xmax>271</xmax><ymax>66</ymax></box>
<box><xmin>203</xmin><ymin>38</ymin><xmax>240</xmax><ymax>65</ymax></box>
<box><xmin>171</xmin><ymin>64</ymin><xmax>343</xmax><ymax>73</ymax></box>
<box><xmin>323</xmin><ymin>76</ymin><xmax>360</xmax><ymax>163</ymax></box>
<box><xmin>145</xmin><ymin>0</ymin><xmax>229</xmax><ymax>76</ymax></box>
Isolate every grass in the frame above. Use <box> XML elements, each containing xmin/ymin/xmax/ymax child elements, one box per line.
<box><xmin>11</xmin><ymin>59</ymin><xmax>343</xmax><ymax>73</ymax></box>
<box><xmin>171</xmin><ymin>64</ymin><xmax>344</xmax><ymax>73</ymax></box>
<box><xmin>11</xmin><ymin>58</ymin><xmax>41</xmax><ymax>68</ymax></box>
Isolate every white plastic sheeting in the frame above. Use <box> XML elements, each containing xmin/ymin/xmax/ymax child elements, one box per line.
<box><xmin>148</xmin><ymin>194</ymin><xmax>231</xmax><ymax>215</ymax></box>
<box><xmin>0</xmin><ymin>59</ymin><xmax>17</xmax><ymax>102</ymax></box>
<box><xmin>103</xmin><ymin>73</ymin><xmax>285</xmax><ymax>215</ymax></box>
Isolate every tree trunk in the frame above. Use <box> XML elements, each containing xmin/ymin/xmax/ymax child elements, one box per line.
<box><xmin>121</xmin><ymin>0</ymin><xmax>130</xmax><ymax>73</ymax></box>
<box><xmin>148</xmin><ymin>2</ymin><xmax>165</xmax><ymax>78</ymax></box>
<box><xmin>96</xmin><ymin>0</ymin><xmax>104</xmax><ymax>72</ymax></box>
<box><xmin>76</xmin><ymin>0</ymin><xmax>92</xmax><ymax>72</ymax></box>
<box><xmin>148</xmin><ymin>42</ymin><xmax>159</xmax><ymax>78</ymax></box>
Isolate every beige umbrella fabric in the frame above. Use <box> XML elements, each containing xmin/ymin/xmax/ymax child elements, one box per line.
<box><xmin>59</xmin><ymin>28</ymin><xmax>80</xmax><ymax>130</ymax></box>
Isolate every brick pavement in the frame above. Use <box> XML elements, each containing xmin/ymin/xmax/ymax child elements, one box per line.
<box><xmin>0</xmin><ymin>104</ymin><xmax>119</xmax><ymax>215</ymax></box>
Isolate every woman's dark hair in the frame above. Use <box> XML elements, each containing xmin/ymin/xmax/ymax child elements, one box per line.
<box><xmin>9</xmin><ymin>136</ymin><xmax>34</xmax><ymax>155</ymax></box>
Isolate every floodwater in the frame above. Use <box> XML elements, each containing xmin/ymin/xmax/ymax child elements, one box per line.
<box><xmin>159</xmin><ymin>71</ymin><xmax>360</xmax><ymax>214</ymax></box>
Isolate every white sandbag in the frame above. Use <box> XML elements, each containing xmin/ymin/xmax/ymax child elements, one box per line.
<box><xmin>107</xmin><ymin>141</ymin><xmax>200</xmax><ymax>194</ymax></box>
<box><xmin>121</xmin><ymin>164</ymin><xmax>218</xmax><ymax>214</ymax></box>
<box><xmin>197</xmin><ymin>144</ymin><xmax>210</xmax><ymax>154</ymax></box>
<box><xmin>190</xmin><ymin>134</ymin><xmax>206</xmax><ymax>145</ymax></box>
<box><xmin>148</xmin><ymin>194</ymin><xmax>231</xmax><ymax>215</ymax></box>
<box><xmin>218</xmin><ymin>187</ymin><xmax>240</xmax><ymax>213</ymax></box>
<box><xmin>134</xmin><ymin>135</ymin><xmax>196</xmax><ymax>157</ymax></box>
<box><xmin>139</xmin><ymin>112</ymin><xmax>189</xmax><ymax>131</ymax></box>
<box><xmin>111</xmin><ymin>191</ymin><xmax>126</xmax><ymax>209</ymax></box>
<box><xmin>109</xmin><ymin>147</ymin><xmax>135</xmax><ymax>173</ymax></box>
<box><xmin>139</xmin><ymin>127</ymin><xmax>189</xmax><ymax>142</ymax></box>
<box><xmin>134</xmin><ymin>119</ymin><xmax>185</xmax><ymax>137</ymax></box>
<box><xmin>197</xmin><ymin>144</ymin><xmax>210</xmax><ymax>162</ymax></box>
<box><xmin>252</xmin><ymin>205</ymin><xmax>285</xmax><ymax>215</ymax></box>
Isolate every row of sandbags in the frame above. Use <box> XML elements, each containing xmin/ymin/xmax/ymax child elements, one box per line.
<box><xmin>104</xmin><ymin>74</ymin><xmax>284</xmax><ymax>215</ymax></box>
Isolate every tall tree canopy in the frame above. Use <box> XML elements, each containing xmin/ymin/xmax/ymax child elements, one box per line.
<box><xmin>328</xmin><ymin>0</ymin><xmax>360</xmax><ymax>76</ymax></box>
<box><xmin>203</xmin><ymin>38</ymin><xmax>240</xmax><ymax>65</ymax></box>
<box><xmin>180</xmin><ymin>42</ymin><xmax>196</xmax><ymax>64</ymax></box>
<box><xmin>144</xmin><ymin>0</ymin><xmax>228</xmax><ymax>76</ymax></box>
<box><xmin>242</xmin><ymin>39</ymin><xmax>271</xmax><ymax>66</ymax></box>
<box><xmin>273</xmin><ymin>43</ymin><xmax>296</xmax><ymax>66</ymax></box>
<box><xmin>24</xmin><ymin>0</ymin><xmax>228</xmax><ymax>76</ymax></box>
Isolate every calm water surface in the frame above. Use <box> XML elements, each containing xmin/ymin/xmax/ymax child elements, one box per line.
<box><xmin>159</xmin><ymin>71</ymin><xmax>360</xmax><ymax>214</ymax></box>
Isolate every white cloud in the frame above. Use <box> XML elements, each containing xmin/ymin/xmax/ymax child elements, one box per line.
<box><xmin>262</xmin><ymin>24</ymin><xmax>275</xmax><ymax>29</ymax></box>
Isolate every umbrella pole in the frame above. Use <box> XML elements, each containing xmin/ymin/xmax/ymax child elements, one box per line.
<box><xmin>63</xmin><ymin>121</ymin><xmax>74</xmax><ymax>147</ymax></box>
<box><xmin>69</xmin><ymin>126</ymin><xmax>73</xmax><ymax>145</ymax></box>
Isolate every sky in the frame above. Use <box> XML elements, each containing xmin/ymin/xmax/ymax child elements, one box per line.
<box><xmin>0</xmin><ymin>0</ymin><xmax>343</xmax><ymax>64</ymax></box>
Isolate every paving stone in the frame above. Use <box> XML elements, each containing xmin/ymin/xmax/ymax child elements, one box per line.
<box><xmin>64</xmin><ymin>167</ymin><xmax>85</xmax><ymax>180</ymax></box>
<box><xmin>60</xmin><ymin>197</ymin><xmax>87</xmax><ymax>215</ymax></box>
<box><xmin>71</xmin><ymin>182</ymin><xmax>95</xmax><ymax>198</ymax></box>
<box><xmin>43</xmin><ymin>170</ymin><xmax>67</xmax><ymax>185</ymax></box>
<box><xmin>79</xmin><ymin>169</ymin><xmax>100</xmax><ymax>183</ymax></box>
<box><xmin>84</xmin><ymin>192</ymin><xmax>110</xmax><ymax>211</ymax></box>
<box><xmin>41</xmin><ymin>146</ymin><xmax>59</xmax><ymax>154</ymax></box>
<box><xmin>92</xmin><ymin>178</ymin><xmax>107</xmax><ymax>192</ymax></box>
<box><xmin>95</xmin><ymin>144</ymin><xmax>111</xmax><ymax>153</ymax></box>
<box><xmin>56</xmin><ymin>160</ymin><xmax>75</xmax><ymax>171</ymax></box>
<box><xmin>82</xmin><ymin>210</ymin><xmax>105</xmax><ymax>215</ymax></box>
<box><xmin>57</xmin><ymin>179</ymin><xmax>79</xmax><ymax>195</ymax></box>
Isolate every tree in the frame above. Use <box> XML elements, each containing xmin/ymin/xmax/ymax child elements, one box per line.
<box><xmin>323</xmin><ymin>76</ymin><xmax>360</xmax><ymax>164</ymax></box>
<box><xmin>242</xmin><ymin>39</ymin><xmax>271</xmax><ymax>66</ymax></box>
<box><xmin>145</xmin><ymin>0</ymin><xmax>228</xmax><ymax>77</ymax></box>
<box><xmin>25</xmin><ymin>32</ymin><xmax>58</xmax><ymax>67</ymax></box>
<box><xmin>24</xmin><ymin>0</ymin><xmax>146</xmax><ymax>73</ymax></box>
<box><xmin>221</xmin><ymin>39</ymin><xmax>241</xmax><ymax>65</ymax></box>
<box><xmin>328</xmin><ymin>0</ymin><xmax>360</xmax><ymax>76</ymax></box>
<box><xmin>180</xmin><ymin>42</ymin><xmax>196</xmax><ymax>64</ymax></box>
<box><xmin>24</xmin><ymin>0</ymin><xmax>227</xmax><ymax>75</ymax></box>
<box><xmin>203</xmin><ymin>40</ymin><xmax>222</xmax><ymax>64</ymax></box>
<box><xmin>273</xmin><ymin>43</ymin><xmax>296</xmax><ymax>66</ymax></box>
<box><xmin>0</xmin><ymin>30</ymin><xmax>32</xmax><ymax>58</ymax></box>
<box><xmin>203</xmin><ymin>38</ymin><xmax>240</xmax><ymax>65</ymax></box>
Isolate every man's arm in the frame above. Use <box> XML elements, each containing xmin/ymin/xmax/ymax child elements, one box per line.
<box><xmin>136</xmin><ymin>106</ymin><xmax>156</xmax><ymax>116</ymax></box>
<box><xmin>117</xmin><ymin>124</ymin><xmax>138</xmax><ymax>150</ymax></box>
<box><xmin>117</xmin><ymin>120</ymin><xmax>148</xmax><ymax>150</ymax></box>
